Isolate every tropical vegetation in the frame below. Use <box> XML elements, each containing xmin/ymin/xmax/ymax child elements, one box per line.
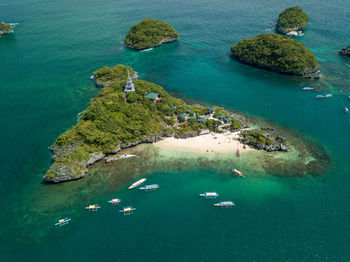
<box><xmin>276</xmin><ymin>6</ymin><xmax>308</xmax><ymax>33</ymax></box>
<box><xmin>231</xmin><ymin>34</ymin><xmax>319</xmax><ymax>75</ymax></box>
<box><xmin>45</xmin><ymin>64</ymin><xmax>245</xmax><ymax>181</ymax></box>
<box><xmin>125</xmin><ymin>18</ymin><xmax>180</xmax><ymax>50</ymax></box>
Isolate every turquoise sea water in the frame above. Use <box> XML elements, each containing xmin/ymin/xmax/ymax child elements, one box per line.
<box><xmin>1</xmin><ymin>0</ymin><xmax>350</xmax><ymax>261</ymax></box>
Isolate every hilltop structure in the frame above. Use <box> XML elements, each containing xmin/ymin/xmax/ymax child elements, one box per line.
<box><xmin>124</xmin><ymin>70</ymin><xmax>136</xmax><ymax>92</ymax></box>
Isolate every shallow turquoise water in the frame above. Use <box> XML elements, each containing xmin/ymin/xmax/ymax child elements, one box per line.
<box><xmin>1</xmin><ymin>0</ymin><xmax>350</xmax><ymax>261</ymax></box>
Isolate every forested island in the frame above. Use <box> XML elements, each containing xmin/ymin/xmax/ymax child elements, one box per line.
<box><xmin>338</xmin><ymin>46</ymin><xmax>350</xmax><ymax>57</ymax></box>
<box><xmin>231</xmin><ymin>34</ymin><xmax>319</xmax><ymax>76</ymax></box>
<box><xmin>276</xmin><ymin>6</ymin><xmax>308</xmax><ymax>34</ymax></box>
<box><xmin>125</xmin><ymin>18</ymin><xmax>180</xmax><ymax>50</ymax></box>
<box><xmin>0</xmin><ymin>22</ymin><xmax>13</xmax><ymax>35</ymax></box>
<box><xmin>44</xmin><ymin>64</ymin><xmax>290</xmax><ymax>183</ymax></box>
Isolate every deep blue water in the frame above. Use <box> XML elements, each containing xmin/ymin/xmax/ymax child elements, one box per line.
<box><xmin>1</xmin><ymin>0</ymin><xmax>350</xmax><ymax>261</ymax></box>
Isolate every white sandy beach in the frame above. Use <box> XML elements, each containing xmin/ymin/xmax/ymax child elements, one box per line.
<box><xmin>154</xmin><ymin>131</ymin><xmax>254</xmax><ymax>153</ymax></box>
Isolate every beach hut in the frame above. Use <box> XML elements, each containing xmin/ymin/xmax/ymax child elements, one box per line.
<box><xmin>209</xmin><ymin>107</ymin><xmax>216</xmax><ymax>114</ymax></box>
<box><xmin>199</xmin><ymin>116</ymin><xmax>206</xmax><ymax>123</ymax></box>
<box><xmin>178</xmin><ymin>113</ymin><xmax>187</xmax><ymax>122</ymax></box>
<box><xmin>189</xmin><ymin>115</ymin><xmax>197</xmax><ymax>121</ymax></box>
<box><xmin>217</xmin><ymin>114</ymin><xmax>226</xmax><ymax>120</ymax></box>
<box><xmin>144</xmin><ymin>92</ymin><xmax>161</xmax><ymax>102</ymax></box>
<box><xmin>171</xmin><ymin>105</ymin><xmax>177</xmax><ymax>110</ymax></box>
<box><xmin>223</xmin><ymin>117</ymin><xmax>232</xmax><ymax>124</ymax></box>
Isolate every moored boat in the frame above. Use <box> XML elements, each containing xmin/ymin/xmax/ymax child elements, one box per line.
<box><xmin>231</xmin><ymin>168</ymin><xmax>245</xmax><ymax>178</ymax></box>
<box><xmin>108</xmin><ymin>198</ymin><xmax>121</xmax><ymax>205</ymax></box>
<box><xmin>139</xmin><ymin>184</ymin><xmax>159</xmax><ymax>191</ymax></box>
<box><xmin>119</xmin><ymin>206</ymin><xmax>136</xmax><ymax>215</ymax></box>
<box><xmin>199</xmin><ymin>192</ymin><xmax>219</xmax><ymax>198</ymax></box>
<box><xmin>214</xmin><ymin>201</ymin><xmax>235</xmax><ymax>207</ymax></box>
<box><xmin>345</xmin><ymin>107</ymin><xmax>349</xmax><ymax>113</ymax></box>
<box><xmin>55</xmin><ymin>218</ymin><xmax>71</xmax><ymax>226</ymax></box>
<box><xmin>324</xmin><ymin>94</ymin><xmax>333</xmax><ymax>98</ymax></box>
<box><xmin>315</xmin><ymin>95</ymin><xmax>325</xmax><ymax>99</ymax></box>
<box><xmin>128</xmin><ymin>178</ymin><xmax>147</xmax><ymax>189</ymax></box>
<box><xmin>85</xmin><ymin>204</ymin><xmax>100</xmax><ymax>211</ymax></box>
<box><xmin>302</xmin><ymin>86</ymin><xmax>314</xmax><ymax>91</ymax></box>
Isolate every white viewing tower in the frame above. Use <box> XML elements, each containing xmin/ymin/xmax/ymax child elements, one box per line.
<box><xmin>124</xmin><ymin>70</ymin><xmax>136</xmax><ymax>92</ymax></box>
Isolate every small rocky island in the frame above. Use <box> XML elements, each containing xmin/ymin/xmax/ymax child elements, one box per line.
<box><xmin>240</xmin><ymin>128</ymin><xmax>290</xmax><ymax>152</ymax></box>
<box><xmin>276</xmin><ymin>6</ymin><xmax>308</xmax><ymax>34</ymax></box>
<box><xmin>0</xmin><ymin>22</ymin><xmax>13</xmax><ymax>35</ymax></box>
<box><xmin>125</xmin><ymin>18</ymin><xmax>180</xmax><ymax>50</ymax></box>
<box><xmin>338</xmin><ymin>46</ymin><xmax>350</xmax><ymax>57</ymax></box>
<box><xmin>44</xmin><ymin>64</ymin><xmax>290</xmax><ymax>183</ymax></box>
<box><xmin>231</xmin><ymin>34</ymin><xmax>319</xmax><ymax>76</ymax></box>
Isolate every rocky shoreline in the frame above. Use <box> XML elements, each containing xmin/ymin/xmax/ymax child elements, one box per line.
<box><xmin>0</xmin><ymin>22</ymin><xmax>13</xmax><ymax>36</ymax></box>
<box><xmin>232</xmin><ymin>55</ymin><xmax>320</xmax><ymax>77</ymax></box>
<box><xmin>338</xmin><ymin>47</ymin><xmax>350</xmax><ymax>57</ymax></box>
<box><xmin>277</xmin><ymin>25</ymin><xmax>306</xmax><ymax>34</ymax></box>
<box><xmin>239</xmin><ymin>128</ymin><xmax>291</xmax><ymax>152</ymax></box>
<box><xmin>125</xmin><ymin>37</ymin><xmax>178</xmax><ymax>51</ymax></box>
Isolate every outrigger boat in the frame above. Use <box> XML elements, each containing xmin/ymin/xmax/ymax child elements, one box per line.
<box><xmin>315</xmin><ymin>95</ymin><xmax>325</xmax><ymax>99</ymax></box>
<box><xmin>119</xmin><ymin>206</ymin><xmax>136</xmax><ymax>215</ymax></box>
<box><xmin>55</xmin><ymin>218</ymin><xmax>71</xmax><ymax>226</ymax></box>
<box><xmin>302</xmin><ymin>86</ymin><xmax>314</xmax><ymax>91</ymax></box>
<box><xmin>214</xmin><ymin>201</ymin><xmax>235</xmax><ymax>208</ymax></box>
<box><xmin>231</xmin><ymin>168</ymin><xmax>245</xmax><ymax>178</ymax></box>
<box><xmin>199</xmin><ymin>192</ymin><xmax>219</xmax><ymax>199</ymax></box>
<box><xmin>139</xmin><ymin>184</ymin><xmax>159</xmax><ymax>191</ymax></box>
<box><xmin>128</xmin><ymin>178</ymin><xmax>147</xmax><ymax>189</ymax></box>
<box><xmin>107</xmin><ymin>198</ymin><xmax>121</xmax><ymax>205</ymax></box>
<box><xmin>345</xmin><ymin>107</ymin><xmax>349</xmax><ymax>113</ymax></box>
<box><xmin>324</xmin><ymin>94</ymin><xmax>333</xmax><ymax>98</ymax></box>
<box><xmin>85</xmin><ymin>204</ymin><xmax>100</xmax><ymax>211</ymax></box>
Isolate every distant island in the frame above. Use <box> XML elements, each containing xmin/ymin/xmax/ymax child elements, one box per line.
<box><xmin>0</xmin><ymin>22</ymin><xmax>13</xmax><ymax>35</ymax></box>
<box><xmin>231</xmin><ymin>34</ymin><xmax>319</xmax><ymax>76</ymax></box>
<box><xmin>44</xmin><ymin>64</ymin><xmax>290</xmax><ymax>183</ymax></box>
<box><xmin>125</xmin><ymin>18</ymin><xmax>180</xmax><ymax>50</ymax></box>
<box><xmin>338</xmin><ymin>46</ymin><xmax>350</xmax><ymax>57</ymax></box>
<box><xmin>276</xmin><ymin>6</ymin><xmax>308</xmax><ymax>34</ymax></box>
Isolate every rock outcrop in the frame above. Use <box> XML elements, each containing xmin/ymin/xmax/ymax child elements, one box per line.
<box><xmin>338</xmin><ymin>47</ymin><xmax>350</xmax><ymax>57</ymax></box>
<box><xmin>0</xmin><ymin>22</ymin><xmax>13</xmax><ymax>35</ymax></box>
<box><xmin>239</xmin><ymin>128</ymin><xmax>291</xmax><ymax>152</ymax></box>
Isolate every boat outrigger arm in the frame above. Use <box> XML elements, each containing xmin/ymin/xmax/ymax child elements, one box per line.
<box><xmin>119</xmin><ymin>207</ymin><xmax>136</xmax><ymax>215</ymax></box>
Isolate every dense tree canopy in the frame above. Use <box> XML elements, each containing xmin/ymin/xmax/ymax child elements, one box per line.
<box><xmin>276</xmin><ymin>6</ymin><xmax>308</xmax><ymax>33</ymax></box>
<box><xmin>231</xmin><ymin>34</ymin><xmax>319</xmax><ymax>75</ymax></box>
<box><xmin>125</xmin><ymin>18</ymin><xmax>180</xmax><ymax>50</ymax></box>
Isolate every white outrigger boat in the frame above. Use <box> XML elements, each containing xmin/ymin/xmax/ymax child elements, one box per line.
<box><xmin>231</xmin><ymin>168</ymin><xmax>245</xmax><ymax>178</ymax></box>
<box><xmin>345</xmin><ymin>107</ymin><xmax>349</xmax><ymax>113</ymax></box>
<box><xmin>119</xmin><ymin>206</ymin><xmax>136</xmax><ymax>215</ymax></box>
<box><xmin>199</xmin><ymin>192</ymin><xmax>219</xmax><ymax>199</ymax></box>
<box><xmin>55</xmin><ymin>218</ymin><xmax>71</xmax><ymax>226</ymax></box>
<box><xmin>128</xmin><ymin>178</ymin><xmax>147</xmax><ymax>189</ymax></box>
<box><xmin>324</xmin><ymin>94</ymin><xmax>333</xmax><ymax>98</ymax></box>
<box><xmin>85</xmin><ymin>204</ymin><xmax>100</xmax><ymax>211</ymax></box>
<box><xmin>139</xmin><ymin>184</ymin><xmax>159</xmax><ymax>191</ymax></box>
<box><xmin>302</xmin><ymin>86</ymin><xmax>314</xmax><ymax>91</ymax></box>
<box><xmin>315</xmin><ymin>94</ymin><xmax>325</xmax><ymax>99</ymax></box>
<box><xmin>214</xmin><ymin>201</ymin><xmax>235</xmax><ymax>208</ymax></box>
<box><xmin>107</xmin><ymin>198</ymin><xmax>121</xmax><ymax>205</ymax></box>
